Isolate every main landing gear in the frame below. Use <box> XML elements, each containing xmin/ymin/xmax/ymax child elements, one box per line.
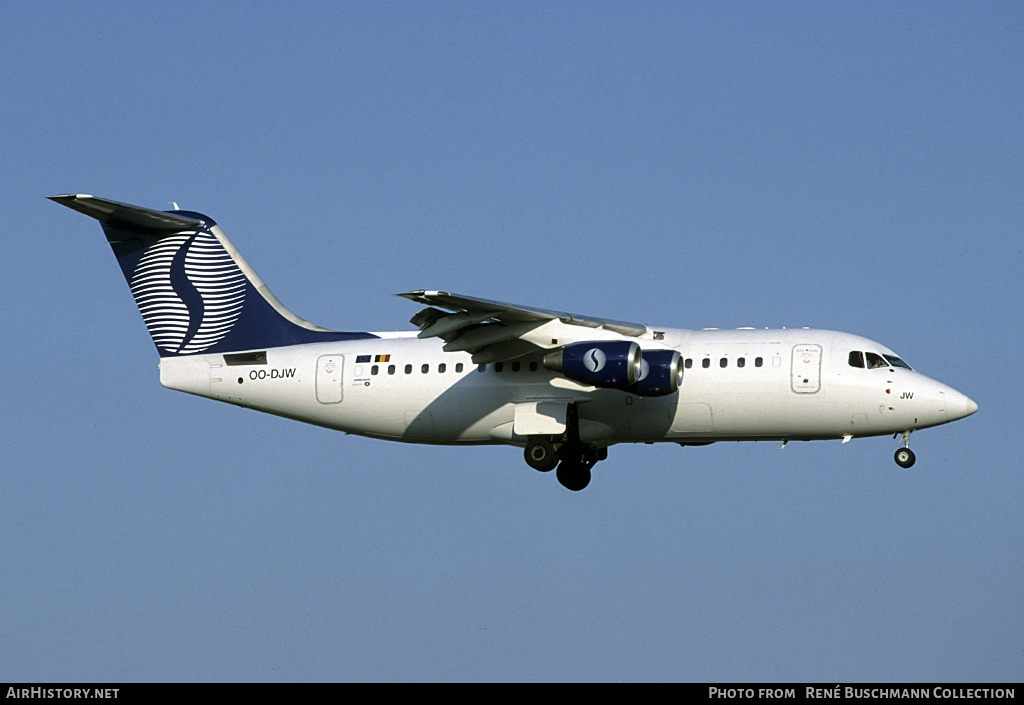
<box><xmin>525</xmin><ymin>437</ymin><xmax>605</xmax><ymax>491</ymax></box>
<box><xmin>894</xmin><ymin>430</ymin><xmax>916</xmax><ymax>469</ymax></box>
<box><xmin>524</xmin><ymin>437</ymin><xmax>559</xmax><ymax>472</ymax></box>
<box><xmin>523</xmin><ymin>403</ymin><xmax>607</xmax><ymax>491</ymax></box>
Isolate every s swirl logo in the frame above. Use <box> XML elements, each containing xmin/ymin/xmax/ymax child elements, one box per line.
<box><xmin>583</xmin><ymin>347</ymin><xmax>607</xmax><ymax>373</ymax></box>
<box><xmin>129</xmin><ymin>230</ymin><xmax>246</xmax><ymax>354</ymax></box>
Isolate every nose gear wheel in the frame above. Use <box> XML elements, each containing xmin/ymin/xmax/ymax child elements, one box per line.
<box><xmin>894</xmin><ymin>430</ymin><xmax>916</xmax><ymax>468</ymax></box>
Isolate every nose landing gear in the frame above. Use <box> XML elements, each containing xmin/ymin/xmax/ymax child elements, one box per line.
<box><xmin>894</xmin><ymin>430</ymin><xmax>916</xmax><ymax>468</ymax></box>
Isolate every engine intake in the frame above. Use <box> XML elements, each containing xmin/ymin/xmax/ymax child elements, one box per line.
<box><xmin>543</xmin><ymin>341</ymin><xmax>641</xmax><ymax>388</ymax></box>
<box><xmin>622</xmin><ymin>349</ymin><xmax>683</xmax><ymax>396</ymax></box>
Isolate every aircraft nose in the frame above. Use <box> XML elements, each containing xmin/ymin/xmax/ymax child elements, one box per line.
<box><xmin>945</xmin><ymin>389</ymin><xmax>979</xmax><ymax>422</ymax></box>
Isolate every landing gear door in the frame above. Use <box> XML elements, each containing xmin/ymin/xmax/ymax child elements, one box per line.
<box><xmin>316</xmin><ymin>355</ymin><xmax>343</xmax><ymax>403</ymax></box>
<box><xmin>791</xmin><ymin>344</ymin><xmax>822</xmax><ymax>394</ymax></box>
<box><xmin>514</xmin><ymin>401</ymin><xmax>568</xmax><ymax>436</ymax></box>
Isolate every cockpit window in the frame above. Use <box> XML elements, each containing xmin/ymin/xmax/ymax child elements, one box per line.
<box><xmin>865</xmin><ymin>352</ymin><xmax>888</xmax><ymax>369</ymax></box>
<box><xmin>883</xmin><ymin>354</ymin><xmax>912</xmax><ymax>370</ymax></box>
<box><xmin>851</xmin><ymin>350</ymin><xmax>912</xmax><ymax>370</ymax></box>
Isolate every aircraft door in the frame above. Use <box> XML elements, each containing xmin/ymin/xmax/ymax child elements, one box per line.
<box><xmin>791</xmin><ymin>344</ymin><xmax>822</xmax><ymax>394</ymax></box>
<box><xmin>316</xmin><ymin>355</ymin><xmax>343</xmax><ymax>403</ymax></box>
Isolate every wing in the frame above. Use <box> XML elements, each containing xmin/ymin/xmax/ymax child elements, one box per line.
<box><xmin>398</xmin><ymin>290</ymin><xmax>648</xmax><ymax>364</ymax></box>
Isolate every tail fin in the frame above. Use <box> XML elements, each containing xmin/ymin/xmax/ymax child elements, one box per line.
<box><xmin>50</xmin><ymin>194</ymin><xmax>376</xmax><ymax>356</ymax></box>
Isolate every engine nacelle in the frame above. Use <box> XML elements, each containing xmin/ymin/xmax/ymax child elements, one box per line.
<box><xmin>543</xmin><ymin>341</ymin><xmax>641</xmax><ymax>388</ymax></box>
<box><xmin>622</xmin><ymin>349</ymin><xmax>683</xmax><ymax>397</ymax></box>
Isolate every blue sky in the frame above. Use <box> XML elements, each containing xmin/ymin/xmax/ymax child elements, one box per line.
<box><xmin>2</xmin><ymin>0</ymin><xmax>1021</xmax><ymax>682</ymax></box>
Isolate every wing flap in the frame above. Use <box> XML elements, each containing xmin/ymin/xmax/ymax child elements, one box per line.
<box><xmin>440</xmin><ymin>320</ymin><xmax>545</xmax><ymax>353</ymax></box>
<box><xmin>419</xmin><ymin>311</ymin><xmax>497</xmax><ymax>340</ymax></box>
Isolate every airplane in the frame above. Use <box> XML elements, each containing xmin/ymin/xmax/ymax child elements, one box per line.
<box><xmin>50</xmin><ymin>194</ymin><xmax>978</xmax><ymax>491</ymax></box>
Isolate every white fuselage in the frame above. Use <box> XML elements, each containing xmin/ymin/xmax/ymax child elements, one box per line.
<box><xmin>158</xmin><ymin>326</ymin><xmax>973</xmax><ymax>448</ymax></box>
<box><xmin>49</xmin><ymin>193</ymin><xmax>976</xmax><ymax>484</ymax></box>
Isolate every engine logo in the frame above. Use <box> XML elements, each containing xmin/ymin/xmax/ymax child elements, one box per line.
<box><xmin>583</xmin><ymin>347</ymin><xmax>607</xmax><ymax>373</ymax></box>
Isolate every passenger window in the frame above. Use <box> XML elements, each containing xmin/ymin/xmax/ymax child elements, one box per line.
<box><xmin>388</xmin><ymin>364</ymin><xmax>396</xmax><ymax>375</ymax></box>
<box><xmin>456</xmin><ymin>363</ymin><xmax>464</xmax><ymax>373</ymax></box>
<box><xmin>405</xmin><ymin>364</ymin><xmax>412</xmax><ymax>374</ymax></box>
<box><xmin>865</xmin><ymin>352</ymin><xmax>887</xmax><ymax>369</ymax></box>
<box><xmin>755</xmin><ymin>357</ymin><xmax>763</xmax><ymax>367</ymax></box>
<box><xmin>512</xmin><ymin>361</ymin><xmax>520</xmax><ymax>372</ymax></box>
<box><xmin>421</xmin><ymin>364</ymin><xmax>429</xmax><ymax>374</ymax></box>
<box><xmin>702</xmin><ymin>358</ymin><xmax>710</xmax><ymax>369</ymax></box>
<box><xmin>848</xmin><ymin>351</ymin><xmax>865</xmax><ymax>368</ymax></box>
<box><xmin>438</xmin><ymin>363</ymin><xmax>446</xmax><ymax>373</ymax></box>
<box><xmin>737</xmin><ymin>357</ymin><xmax>745</xmax><ymax>368</ymax></box>
<box><xmin>685</xmin><ymin>358</ymin><xmax>693</xmax><ymax>369</ymax></box>
<box><xmin>529</xmin><ymin>361</ymin><xmax>538</xmax><ymax>372</ymax></box>
<box><xmin>477</xmin><ymin>364</ymin><xmax>486</xmax><ymax>373</ymax></box>
<box><xmin>371</xmin><ymin>365</ymin><xmax>378</xmax><ymax>375</ymax></box>
<box><xmin>720</xmin><ymin>358</ymin><xmax>728</xmax><ymax>368</ymax></box>
<box><xmin>495</xmin><ymin>362</ymin><xmax>504</xmax><ymax>373</ymax></box>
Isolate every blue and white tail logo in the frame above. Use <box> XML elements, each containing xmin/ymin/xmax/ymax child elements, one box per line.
<box><xmin>50</xmin><ymin>194</ymin><xmax>380</xmax><ymax>355</ymax></box>
<box><xmin>130</xmin><ymin>230</ymin><xmax>246</xmax><ymax>354</ymax></box>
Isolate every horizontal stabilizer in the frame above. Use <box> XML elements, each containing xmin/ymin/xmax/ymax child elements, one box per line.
<box><xmin>49</xmin><ymin>194</ymin><xmax>205</xmax><ymax>233</ymax></box>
